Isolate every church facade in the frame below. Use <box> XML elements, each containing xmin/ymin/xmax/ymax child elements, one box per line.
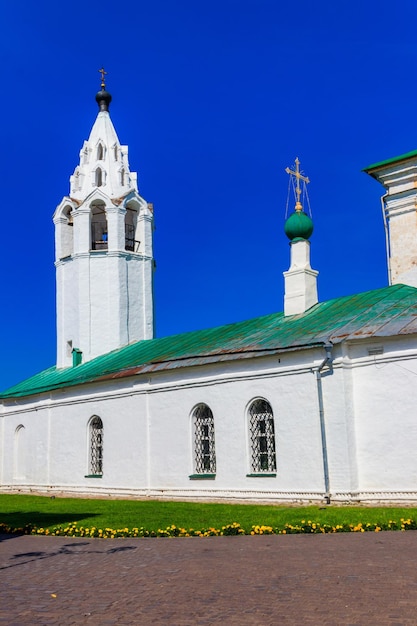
<box><xmin>1</xmin><ymin>84</ymin><xmax>417</xmax><ymax>503</ymax></box>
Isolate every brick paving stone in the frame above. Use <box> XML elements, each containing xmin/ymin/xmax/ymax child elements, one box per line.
<box><xmin>1</xmin><ymin>532</ymin><xmax>417</xmax><ymax>624</ymax></box>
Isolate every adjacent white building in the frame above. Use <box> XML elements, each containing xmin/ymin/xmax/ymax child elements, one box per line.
<box><xmin>1</xmin><ymin>84</ymin><xmax>417</xmax><ymax>503</ymax></box>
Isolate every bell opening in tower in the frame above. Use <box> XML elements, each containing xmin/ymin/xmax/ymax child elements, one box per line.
<box><xmin>91</xmin><ymin>203</ymin><xmax>108</xmax><ymax>250</ymax></box>
<box><xmin>125</xmin><ymin>206</ymin><xmax>139</xmax><ymax>252</ymax></box>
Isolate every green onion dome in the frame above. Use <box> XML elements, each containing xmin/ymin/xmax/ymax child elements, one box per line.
<box><xmin>284</xmin><ymin>205</ymin><xmax>314</xmax><ymax>242</ymax></box>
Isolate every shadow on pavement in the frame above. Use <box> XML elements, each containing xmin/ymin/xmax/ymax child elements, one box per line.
<box><xmin>0</xmin><ymin>539</ymin><xmax>137</xmax><ymax>571</ymax></box>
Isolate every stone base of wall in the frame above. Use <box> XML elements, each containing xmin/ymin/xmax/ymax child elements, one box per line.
<box><xmin>2</xmin><ymin>484</ymin><xmax>417</xmax><ymax>504</ymax></box>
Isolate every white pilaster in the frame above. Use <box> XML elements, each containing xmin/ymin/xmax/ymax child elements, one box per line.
<box><xmin>107</xmin><ymin>205</ymin><xmax>126</xmax><ymax>251</ymax></box>
<box><xmin>73</xmin><ymin>208</ymin><xmax>91</xmax><ymax>253</ymax></box>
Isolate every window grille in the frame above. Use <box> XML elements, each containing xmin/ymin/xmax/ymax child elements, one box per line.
<box><xmin>193</xmin><ymin>404</ymin><xmax>216</xmax><ymax>473</ymax></box>
<box><xmin>249</xmin><ymin>399</ymin><xmax>276</xmax><ymax>472</ymax></box>
<box><xmin>90</xmin><ymin>417</ymin><xmax>103</xmax><ymax>475</ymax></box>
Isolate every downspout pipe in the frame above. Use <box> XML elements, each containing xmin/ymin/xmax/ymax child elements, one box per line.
<box><xmin>380</xmin><ymin>192</ymin><xmax>392</xmax><ymax>285</ymax></box>
<box><xmin>315</xmin><ymin>342</ymin><xmax>333</xmax><ymax>504</ymax></box>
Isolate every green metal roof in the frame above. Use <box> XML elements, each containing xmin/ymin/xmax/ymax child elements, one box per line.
<box><xmin>363</xmin><ymin>148</ymin><xmax>417</xmax><ymax>173</ymax></box>
<box><xmin>2</xmin><ymin>284</ymin><xmax>417</xmax><ymax>400</ymax></box>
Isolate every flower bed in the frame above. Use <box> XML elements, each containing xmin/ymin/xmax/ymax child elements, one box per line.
<box><xmin>1</xmin><ymin>518</ymin><xmax>417</xmax><ymax>538</ymax></box>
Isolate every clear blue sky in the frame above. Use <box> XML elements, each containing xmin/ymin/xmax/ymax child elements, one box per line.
<box><xmin>1</xmin><ymin>0</ymin><xmax>416</xmax><ymax>390</ymax></box>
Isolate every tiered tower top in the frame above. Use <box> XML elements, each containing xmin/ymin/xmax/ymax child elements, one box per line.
<box><xmin>69</xmin><ymin>73</ymin><xmax>137</xmax><ymax>202</ymax></box>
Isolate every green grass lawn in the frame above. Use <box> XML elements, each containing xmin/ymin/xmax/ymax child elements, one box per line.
<box><xmin>1</xmin><ymin>494</ymin><xmax>417</xmax><ymax>535</ymax></box>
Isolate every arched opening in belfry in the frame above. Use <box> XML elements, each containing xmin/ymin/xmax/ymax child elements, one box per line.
<box><xmin>60</xmin><ymin>205</ymin><xmax>74</xmax><ymax>259</ymax></box>
<box><xmin>91</xmin><ymin>202</ymin><xmax>108</xmax><ymax>250</ymax></box>
<box><xmin>125</xmin><ymin>204</ymin><xmax>138</xmax><ymax>251</ymax></box>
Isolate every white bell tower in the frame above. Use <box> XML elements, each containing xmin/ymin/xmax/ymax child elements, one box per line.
<box><xmin>53</xmin><ymin>74</ymin><xmax>154</xmax><ymax>368</ymax></box>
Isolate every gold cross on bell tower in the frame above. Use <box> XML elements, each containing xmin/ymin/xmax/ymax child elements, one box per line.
<box><xmin>285</xmin><ymin>157</ymin><xmax>310</xmax><ymax>212</ymax></box>
<box><xmin>98</xmin><ymin>67</ymin><xmax>107</xmax><ymax>90</ymax></box>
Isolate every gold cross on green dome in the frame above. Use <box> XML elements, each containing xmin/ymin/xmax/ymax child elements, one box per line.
<box><xmin>285</xmin><ymin>157</ymin><xmax>310</xmax><ymax>212</ymax></box>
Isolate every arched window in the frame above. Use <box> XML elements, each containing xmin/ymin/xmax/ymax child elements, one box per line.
<box><xmin>89</xmin><ymin>416</ymin><xmax>103</xmax><ymax>476</ymax></box>
<box><xmin>114</xmin><ymin>145</ymin><xmax>118</xmax><ymax>161</ymax></box>
<box><xmin>120</xmin><ymin>168</ymin><xmax>125</xmax><ymax>186</ymax></box>
<box><xmin>193</xmin><ymin>404</ymin><xmax>216</xmax><ymax>474</ymax></box>
<box><xmin>14</xmin><ymin>425</ymin><xmax>26</xmax><ymax>479</ymax></box>
<box><xmin>95</xmin><ymin>167</ymin><xmax>103</xmax><ymax>187</ymax></box>
<box><xmin>248</xmin><ymin>399</ymin><xmax>276</xmax><ymax>473</ymax></box>
<box><xmin>97</xmin><ymin>143</ymin><xmax>104</xmax><ymax>160</ymax></box>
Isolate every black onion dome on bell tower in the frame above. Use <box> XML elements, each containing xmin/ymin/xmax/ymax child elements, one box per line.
<box><xmin>96</xmin><ymin>88</ymin><xmax>112</xmax><ymax>111</ymax></box>
<box><xmin>96</xmin><ymin>67</ymin><xmax>112</xmax><ymax>111</ymax></box>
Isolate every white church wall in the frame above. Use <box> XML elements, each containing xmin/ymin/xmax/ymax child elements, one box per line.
<box><xmin>140</xmin><ymin>349</ymin><xmax>329</xmax><ymax>497</ymax></box>
<box><xmin>352</xmin><ymin>339</ymin><xmax>417</xmax><ymax>498</ymax></box>
<box><xmin>126</xmin><ymin>258</ymin><xmax>143</xmax><ymax>341</ymax></box>
<box><xmin>0</xmin><ymin>406</ymin><xmax>50</xmax><ymax>486</ymax></box>
<box><xmin>49</xmin><ymin>392</ymin><xmax>148</xmax><ymax>488</ymax></box>
<box><xmin>2</xmin><ymin>338</ymin><xmax>417</xmax><ymax>501</ymax></box>
<box><xmin>319</xmin><ymin>359</ymin><xmax>357</xmax><ymax>496</ymax></box>
<box><xmin>77</xmin><ymin>255</ymin><xmax>92</xmax><ymax>359</ymax></box>
<box><xmin>49</xmin><ymin>402</ymin><xmax>86</xmax><ymax>485</ymax></box>
<box><xmin>56</xmin><ymin>250</ymin><xmax>153</xmax><ymax>365</ymax></box>
<box><xmin>90</xmin><ymin>254</ymin><xmax>120</xmax><ymax>357</ymax></box>
<box><xmin>264</xmin><ymin>368</ymin><xmax>325</xmax><ymax>492</ymax></box>
<box><xmin>339</xmin><ymin>356</ymin><xmax>359</xmax><ymax>494</ymax></box>
<box><xmin>126</xmin><ymin>256</ymin><xmax>154</xmax><ymax>342</ymax></box>
<box><xmin>66</xmin><ymin>250</ymin><xmax>153</xmax><ymax>362</ymax></box>
<box><xmin>94</xmin><ymin>392</ymin><xmax>148</xmax><ymax>487</ymax></box>
<box><xmin>56</xmin><ymin>258</ymin><xmax>79</xmax><ymax>366</ymax></box>
<box><xmin>0</xmin><ymin>349</ymin><xmax>339</xmax><ymax>500</ymax></box>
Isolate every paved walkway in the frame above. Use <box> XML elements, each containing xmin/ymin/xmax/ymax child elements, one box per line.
<box><xmin>1</xmin><ymin>531</ymin><xmax>417</xmax><ymax>625</ymax></box>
